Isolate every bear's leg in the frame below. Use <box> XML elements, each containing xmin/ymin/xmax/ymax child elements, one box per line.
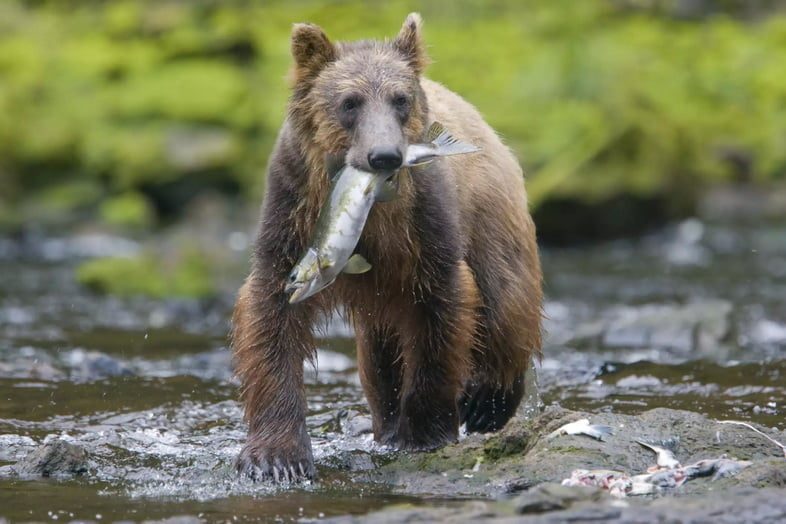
<box><xmin>232</xmin><ymin>274</ymin><xmax>317</xmax><ymax>481</ymax></box>
<box><xmin>394</xmin><ymin>260</ymin><xmax>480</xmax><ymax>449</ymax></box>
<box><xmin>460</xmin><ymin>234</ymin><xmax>542</xmax><ymax>433</ymax></box>
<box><xmin>354</xmin><ymin>323</ymin><xmax>402</xmax><ymax>442</ymax></box>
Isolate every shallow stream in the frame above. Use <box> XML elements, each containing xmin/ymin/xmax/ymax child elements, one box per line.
<box><xmin>1</xmin><ymin>215</ymin><xmax>784</xmax><ymax>521</ymax></box>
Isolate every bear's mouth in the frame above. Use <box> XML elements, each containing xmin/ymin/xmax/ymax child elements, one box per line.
<box><xmin>285</xmin><ymin>281</ymin><xmax>307</xmax><ymax>303</ymax></box>
<box><xmin>324</xmin><ymin>151</ymin><xmax>347</xmax><ymax>178</ymax></box>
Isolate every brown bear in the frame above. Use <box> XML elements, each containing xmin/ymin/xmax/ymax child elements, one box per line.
<box><xmin>232</xmin><ymin>13</ymin><xmax>542</xmax><ymax>482</ymax></box>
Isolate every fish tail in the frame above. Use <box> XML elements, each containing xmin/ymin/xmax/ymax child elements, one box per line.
<box><xmin>660</xmin><ymin>437</ymin><xmax>680</xmax><ymax>453</ymax></box>
<box><xmin>428</xmin><ymin>121</ymin><xmax>482</xmax><ymax>157</ymax></box>
<box><xmin>638</xmin><ymin>437</ymin><xmax>680</xmax><ymax>452</ymax></box>
<box><xmin>589</xmin><ymin>424</ymin><xmax>614</xmax><ymax>439</ymax></box>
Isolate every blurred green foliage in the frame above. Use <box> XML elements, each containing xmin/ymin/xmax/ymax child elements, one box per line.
<box><xmin>76</xmin><ymin>249</ymin><xmax>215</xmax><ymax>298</ymax></box>
<box><xmin>1</xmin><ymin>0</ymin><xmax>785</xmax><ymax>230</ymax></box>
<box><xmin>99</xmin><ymin>191</ymin><xmax>156</xmax><ymax>229</ymax></box>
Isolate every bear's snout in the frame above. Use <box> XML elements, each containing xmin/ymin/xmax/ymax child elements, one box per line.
<box><xmin>367</xmin><ymin>146</ymin><xmax>403</xmax><ymax>171</ymax></box>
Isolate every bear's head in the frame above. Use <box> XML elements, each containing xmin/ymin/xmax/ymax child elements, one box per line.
<box><xmin>288</xmin><ymin>13</ymin><xmax>429</xmax><ymax>174</ymax></box>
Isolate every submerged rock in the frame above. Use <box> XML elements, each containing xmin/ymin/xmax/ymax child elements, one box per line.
<box><xmin>512</xmin><ymin>483</ymin><xmax>608</xmax><ymax>514</ymax></box>
<box><xmin>544</xmin><ymin>299</ymin><xmax>734</xmax><ymax>358</ymax></box>
<box><xmin>14</xmin><ymin>441</ymin><xmax>88</xmax><ymax>478</ymax></box>
<box><xmin>600</xmin><ymin>300</ymin><xmax>732</xmax><ymax>354</ymax></box>
<box><xmin>341</xmin><ymin>411</ymin><xmax>373</xmax><ymax>437</ymax></box>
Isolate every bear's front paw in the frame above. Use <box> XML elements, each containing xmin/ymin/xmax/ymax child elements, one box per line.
<box><xmin>235</xmin><ymin>432</ymin><xmax>315</xmax><ymax>483</ymax></box>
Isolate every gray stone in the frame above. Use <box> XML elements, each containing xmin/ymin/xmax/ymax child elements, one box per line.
<box><xmin>512</xmin><ymin>483</ymin><xmax>607</xmax><ymax>514</ymax></box>
<box><xmin>323</xmin><ymin>487</ymin><xmax>786</xmax><ymax>523</ymax></box>
<box><xmin>14</xmin><ymin>440</ymin><xmax>88</xmax><ymax>478</ymax></box>
<box><xmin>342</xmin><ymin>411</ymin><xmax>373</xmax><ymax>437</ymax></box>
<box><xmin>601</xmin><ymin>300</ymin><xmax>732</xmax><ymax>353</ymax></box>
<box><xmin>355</xmin><ymin>407</ymin><xmax>786</xmax><ymax>499</ymax></box>
<box><xmin>321</xmin><ymin>450</ymin><xmax>377</xmax><ymax>472</ymax></box>
<box><xmin>698</xmin><ymin>184</ymin><xmax>786</xmax><ymax>222</ymax></box>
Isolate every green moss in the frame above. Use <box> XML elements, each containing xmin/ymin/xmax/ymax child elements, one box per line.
<box><xmin>76</xmin><ymin>256</ymin><xmax>168</xmax><ymax>297</ymax></box>
<box><xmin>76</xmin><ymin>251</ymin><xmax>215</xmax><ymax>299</ymax></box>
<box><xmin>0</xmin><ymin>205</ymin><xmax>20</xmax><ymax>232</ymax></box>
<box><xmin>80</xmin><ymin>123</ymin><xmax>169</xmax><ymax>188</ymax></box>
<box><xmin>18</xmin><ymin>180</ymin><xmax>103</xmax><ymax>226</ymax></box>
<box><xmin>484</xmin><ymin>433</ymin><xmax>529</xmax><ymax>461</ymax></box>
<box><xmin>99</xmin><ymin>192</ymin><xmax>155</xmax><ymax>229</ymax></box>
<box><xmin>425</xmin><ymin>450</ymin><xmax>479</xmax><ymax>472</ymax></box>
<box><xmin>546</xmin><ymin>446</ymin><xmax>587</xmax><ymax>454</ymax></box>
<box><xmin>169</xmin><ymin>253</ymin><xmax>215</xmax><ymax>299</ymax></box>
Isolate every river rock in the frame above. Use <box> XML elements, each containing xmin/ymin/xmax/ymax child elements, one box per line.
<box><xmin>698</xmin><ymin>184</ymin><xmax>786</xmax><ymax>222</ymax></box>
<box><xmin>601</xmin><ymin>300</ymin><xmax>732</xmax><ymax>353</ymax></box>
<box><xmin>512</xmin><ymin>483</ymin><xmax>608</xmax><ymax>514</ymax></box>
<box><xmin>14</xmin><ymin>440</ymin><xmax>88</xmax><ymax>478</ymax></box>
<box><xmin>341</xmin><ymin>411</ymin><xmax>373</xmax><ymax>437</ymax></box>
<box><xmin>355</xmin><ymin>406</ymin><xmax>785</xmax><ymax>498</ymax></box>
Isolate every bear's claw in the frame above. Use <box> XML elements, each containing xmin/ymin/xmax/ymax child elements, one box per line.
<box><xmin>235</xmin><ymin>442</ymin><xmax>315</xmax><ymax>483</ymax></box>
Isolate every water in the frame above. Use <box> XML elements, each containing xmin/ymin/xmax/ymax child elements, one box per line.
<box><xmin>1</xmin><ymin>217</ymin><xmax>785</xmax><ymax>521</ymax></box>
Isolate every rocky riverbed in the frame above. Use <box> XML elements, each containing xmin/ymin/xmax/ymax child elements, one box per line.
<box><xmin>1</xmin><ymin>203</ymin><xmax>786</xmax><ymax>522</ymax></box>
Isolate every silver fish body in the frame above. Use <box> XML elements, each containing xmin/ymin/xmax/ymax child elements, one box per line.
<box><xmin>548</xmin><ymin>418</ymin><xmax>614</xmax><ymax>441</ymax></box>
<box><xmin>683</xmin><ymin>457</ymin><xmax>751</xmax><ymax>480</ymax></box>
<box><xmin>285</xmin><ymin>166</ymin><xmax>381</xmax><ymax>304</ymax></box>
<box><xmin>404</xmin><ymin>143</ymin><xmax>441</xmax><ymax>166</ymax></box>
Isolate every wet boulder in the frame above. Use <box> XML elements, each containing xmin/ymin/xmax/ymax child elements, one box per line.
<box><xmin>511</xmin><ymin>483</ymin><xmax>608</xmax><ymax>514</ymax></box>
<box><xmin>329</xmin><ymin>407</ymin><xmax>786</xmax><ymax>523</ymax></box>
<box><xmin>356</xmin><ymin>406</ymin><xmax>786</xmax><ymax>498</ymax></box>
<box><xmin>14</xmin><ymin>440</ymin><xmax>88</xmax><ymax>478</ymax></box>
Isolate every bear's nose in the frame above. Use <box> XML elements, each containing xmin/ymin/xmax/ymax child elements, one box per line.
<box><xmin>368</xmin><ymin>147</ymin><xmax>403</xmax><ymax>171</ymax></box>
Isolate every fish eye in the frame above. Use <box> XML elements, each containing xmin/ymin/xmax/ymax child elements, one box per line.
<box><xmin>288</xmin><ymin>273</ymin><xmax>297</xmax><ymax>283</ymax></box>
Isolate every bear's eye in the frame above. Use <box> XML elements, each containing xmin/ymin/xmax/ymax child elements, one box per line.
<box><xmin>392</xmin><ymin>94</ymin><xmax>409</xmax><ymax>109</ymax></box>
<box><xmin>341</xmin><ymin>96</ymin><xmax>362</xmax><ymax>112</ymax></box>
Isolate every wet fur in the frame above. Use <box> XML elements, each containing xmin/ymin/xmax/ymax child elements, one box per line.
<box><xmin>232</xmin><ymin>13</ymin><xmax>542</xmax><ymax>481</ymax></box>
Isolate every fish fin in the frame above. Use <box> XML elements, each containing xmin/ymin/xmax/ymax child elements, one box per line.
<box><xmin>637</xmin><ymin>437</ymin><xmax>680</xmax><ymax>453</ymax></box>
<box><xmin>426</xmin><ymin>121</ymin><xmax>445</xmax><ymax>142</ymax></box>
<box><xmin>586</xmin><ymin>424</ymin><xmax>614</xmax><ymax>441</ymax></box>
<box><xmin>430</xmin><ymin>122</ymin><xmax>482</xmax><ymax>158</ymax></box>
<box><xmin>375</xmin><ymin>176</ymin><xmax>399</xmax><ymax>202</ymax></box>
<box><xmin>343</xmin><ymin>254</ymin><xmax>372</xmax><ymax>274</ymax></box>
<box><xmin>317</xmin><ymin>253</ymin><xmax>332</xmax><ymax>270</ymax></box>
<box><xmin>636</xmin><ymin>440</ymin><xmax>658</xmax><ymax>453</ymax></box>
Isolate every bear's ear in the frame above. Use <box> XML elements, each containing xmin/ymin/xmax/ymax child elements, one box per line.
<box><xmin>394</xmin><ymin>12</ymin><xmax>428</xmax><ymax>75</ymax></box>
<box><xmin>291</xmin><ymin>23</ymin><xmax>336</xmax><ymax>85</ymax></box>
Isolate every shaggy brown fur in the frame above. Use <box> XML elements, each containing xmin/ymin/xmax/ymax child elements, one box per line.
<box><xmin>232</xmin><ymin>13</ymin><xmax>542</xmax><ymax>482</ymax></box>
